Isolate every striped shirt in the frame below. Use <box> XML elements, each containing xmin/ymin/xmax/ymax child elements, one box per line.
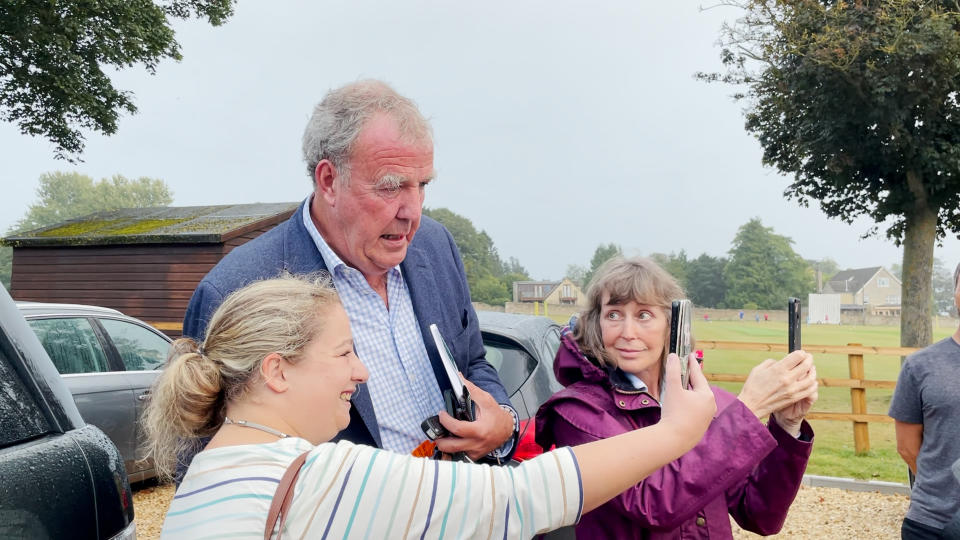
<box><xmin>162</xmin><ymin>437</ymin><xmax>583</xmax><ymax>539</ymax></box>
<box><xmin>302</xmin><ymin>201</ymin><xmax>445</xmax><ymax>453</ymax></box>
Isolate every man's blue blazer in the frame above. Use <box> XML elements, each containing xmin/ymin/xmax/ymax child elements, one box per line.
<box><xmin>183</xmin><ymin>199</ymin><xmax>511</xmax><ymax>448</ymax></box>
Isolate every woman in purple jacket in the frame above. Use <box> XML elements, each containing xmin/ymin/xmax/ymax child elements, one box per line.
<box><xmin>536</xmin><ymin>257</ymin><xmax>818</xmax><ymax>539</ymax></box>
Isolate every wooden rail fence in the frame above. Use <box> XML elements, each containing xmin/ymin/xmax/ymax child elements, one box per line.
<box><xmin>149</xmin><ymin>320</ymin><xmax>914</xmax><ymax>455</ymax></box>
<box><xmin>697</xmin><ymin>340</ymin><xmax>918</xmax><ymax>454</ymax></box>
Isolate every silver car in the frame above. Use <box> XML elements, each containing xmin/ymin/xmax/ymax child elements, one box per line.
<box><xmin>17</xmin><ymin>301</ymin><xmax>171</xmax><ymax>483</ymax></box>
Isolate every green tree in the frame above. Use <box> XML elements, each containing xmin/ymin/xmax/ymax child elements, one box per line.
<box><xmin>889</xmin><ymin>263</ymin><xmax>903</xmax><ymax>282</ymax></box>
<box><xmin>703</xmin><ymin>0</ymin><xmax>960</xmax><ymax>350</ymax></box>
<box><xmin>564</xmin><ymin>264</ymin><xmax>588</xmax><ymax>288</ymax></box>
<box><xmin>583</xmin><ymin>243</ymin><xmax>622</xmax><ymax>289</ymax></box>
<box><xmin>1</xmin><ymin>172</ymin><xmax>174</xmax><ymax>289</ymax></box>
<box><xmin>650</xmin><ymin>251</ymin><xmax>690</xmax><ymax>290</ymax></box>
<box><xmin>931</xmin><ymin>258</ymin><xmax>956</xmax><ymax>315</ymax></box>
<box><xmin>723</xmin><ymin>218</ymin><xmax>814</xmax><ymax>310</ymax></box>
<box><xmin>1</xmin><ymin>0</ymin><xmax>235</xmax><ymax>160</ymax></box>
<box><xmin>686</xmin><ymin>254</ymin><xmax>729</xmax><ymax>308</ymax></box>
<box><xmin>423</xmin><ymin>207</ymin><xmax>529</xmax><ymax>305</ymax></box>
<box><xmin>809</xmin><ymin>257</ymin><xmax>840</xmax><ymax>284</ymax></box>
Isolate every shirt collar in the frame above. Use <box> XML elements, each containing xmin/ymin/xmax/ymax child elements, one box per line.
<box><xmin>301</xmin><ymin>195</ymin><xmax>403</xmax><ymax>278</ymax></box>
<box><xmin>623</xmin><ymin>372</ymin><xmax>648</xmax><ymax>392</ymax></box>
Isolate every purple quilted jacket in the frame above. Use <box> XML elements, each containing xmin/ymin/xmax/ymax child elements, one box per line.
<box><xmin>535</xmin><ymin>330</ymin><xmax>813</xmax><ymax>539</ymax></box>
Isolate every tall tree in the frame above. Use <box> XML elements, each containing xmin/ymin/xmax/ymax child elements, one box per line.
<box><xmin>1</xmin><ymin>0</ymin><xmax>235</xmax><ymax>160</ymax></box>
<box><xmin>1</xmin><ymin>172</ymin><xmax>175</xmax><ymax>289</ymax></box>
<box><xmin>686</xmin><ymin>254</ymin><xmax>729</xmax><ymax>308</ymax></box>
<box><xmin>650</xmin><ymin>251</ymin><xmax>690</xmax><ymax>290</ymax></box>
<box><xmin>931</xmin><ymin>258</ymin><xmax>956</xmax><ymax>316</ymax></box>
<box><xmin>702</xmin><ymin>0</ymin><xmax>960</xmax><ymax>350</ymax></box>
<box><xmin>889</xmin><ymin>263</ymin><xmax>903</xmax><ymax>282</ymax></box>
<box><xmin>423</xmin><ymin>207</ymin><xmax>529</xmax><ymax>305</ymax></box>
<box><xmin>723</xmin><ymin>218</ymin><xmax>814</xmax><ymax>310</ymax></box>
<box><xmin>564</xmin><ymin>264</ymin><xmax>588</xmax><ymax>288</ymax></box>
<box><xmin>583</xmin><ymin>243</ymin><xmax>622</xmax><ymax>289</ymax></box>
<box><xmin>810</xmin><ymin>257</ymin><xmax>840</xmax><ymax>283</ymax></box>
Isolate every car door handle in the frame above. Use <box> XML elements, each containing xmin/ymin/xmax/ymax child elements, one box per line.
<box><xmin>137</xmin><ymin>391</ymin><xmax>152</xmax><ymax>402</ymax></box>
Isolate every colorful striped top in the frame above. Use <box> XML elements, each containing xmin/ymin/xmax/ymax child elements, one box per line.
<box><xmin>162</xmin><ymin>437</ymin><xmax>583</xmax><ymax>539</ymax></box>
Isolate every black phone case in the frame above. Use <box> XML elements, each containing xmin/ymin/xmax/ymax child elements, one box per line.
<box><xmin>788</xmin><ymin>298</ymin><xmax>801</xmax><ymax>352</ymax></box>
<box><xmin>420</xmin><ymin>386</ymin><xmax>476</xmax><ymax>441</ymax></box>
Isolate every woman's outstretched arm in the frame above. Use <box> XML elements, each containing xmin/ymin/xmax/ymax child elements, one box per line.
<box><xmin>574</xmin><ymin>353</ymin><xmax>715</xmax><ymax>513</ymax></box>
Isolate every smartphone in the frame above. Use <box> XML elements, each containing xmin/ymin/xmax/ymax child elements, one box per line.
<box><xmin>788</xmin><ymin>298</ymin><xmax>801</xmax><ymax>353</ymax></box>
<box><xmin>421</xmin><ymin>324</ymin><xmax>475</xmax><ymax>447</ymax></box>
<box><xmin>669</xmin><ymin>300</ymin><xmax>693</xmax><ymax>387</ymax></box>
<box><xmin>428</xmin><ymin>324</ymin><xmax>475</xmax><ymax>421</ymax></box>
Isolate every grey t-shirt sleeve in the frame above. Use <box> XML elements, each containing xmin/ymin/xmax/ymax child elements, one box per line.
<box><xmin>889</xmin><ymin>360</ymin><xmax>923</xmax><ymax>423</ymax></box>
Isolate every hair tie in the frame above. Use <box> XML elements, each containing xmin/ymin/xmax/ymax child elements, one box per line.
<box><xmin>197</xmin><ymin>344</ymin><xmax>206</xmax><ymax>357</ymax></box>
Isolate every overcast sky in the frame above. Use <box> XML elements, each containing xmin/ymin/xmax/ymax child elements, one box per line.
<box><xmin>3</xmin><ymin>1</ymin><xmax>958</xmax><ymax>280</ymax></box>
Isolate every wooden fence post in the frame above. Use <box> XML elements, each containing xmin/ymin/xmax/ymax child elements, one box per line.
<box><xmin>848</xmin><ymin>343</ymin><xmax>870</xmax><ymax>454</ymax></box>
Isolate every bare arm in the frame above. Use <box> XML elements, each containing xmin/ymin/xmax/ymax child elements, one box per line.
<box><xmin>575</xmin><ymin>354</ymin><xmax>716</xmax><ymax>513</ymax></box>
<box><xmin>895</xmin><ymin>420</ymin><xmax>923</xmax><ymax>475</ymax></box>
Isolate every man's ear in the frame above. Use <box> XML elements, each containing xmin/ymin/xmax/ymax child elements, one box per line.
<box><xmin>314</xmin><ymin>160</ymin><xmax>340</xmax><ymax>206</ymax></box>
<box><xmin>261</xmin><ymin>353</ymin><xmax>290</xmax><ymax>393</ymax></box>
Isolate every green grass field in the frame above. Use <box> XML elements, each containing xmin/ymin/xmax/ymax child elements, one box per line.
<box><xmin>550</xmin><ymin>316</ymin><xmax>956</xmax><ymax>483</ymax></box>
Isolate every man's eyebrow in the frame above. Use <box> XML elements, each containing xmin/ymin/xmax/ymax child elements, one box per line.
<box><xmin>373</xmin><ymin>174</ymin><xmax>405</xmax><ymax>189</ymax></box>
<box><xmin>374</xmin><ymin>172</ymin><xmax>437</xmax><ymax>188</ymax></box>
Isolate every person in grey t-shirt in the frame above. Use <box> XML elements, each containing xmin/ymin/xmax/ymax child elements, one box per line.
<box><xmin>889</xmin><ymin>262</ymin><xmax>960</xmax><ymax>540</ymax></box>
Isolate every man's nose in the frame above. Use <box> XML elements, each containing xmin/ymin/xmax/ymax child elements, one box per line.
<box><xmin>396</xmin><ymin>186</ymin><xmax>422</xmax><ymax>220</ymax></box>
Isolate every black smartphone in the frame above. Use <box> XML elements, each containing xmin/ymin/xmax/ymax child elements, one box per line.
<box><xmin>669</xmin><ymin>299</ymin><xmax>693</xmax><ymax>387</ymax></box>
<box><xmin>788</xmin><ymin>297</ymin><xmax>802</xmax><ymax>353</ymax></box>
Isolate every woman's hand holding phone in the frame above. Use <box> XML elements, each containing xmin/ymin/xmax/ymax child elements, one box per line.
<box><xmin>660</xmin><ymin>352</ymin><xmax>716</xmax><ymax>446</ymax></box>
<box><xmin>573</xmin><ymin>352</ymin><xmax>717</xmax><ymax>513</ymax></box>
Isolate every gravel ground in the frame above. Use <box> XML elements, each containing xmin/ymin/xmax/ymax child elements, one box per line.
<box><xmin>133</xmin><ymin>482</ymin><xmax>909</xmax><ymax>539</ymax></box>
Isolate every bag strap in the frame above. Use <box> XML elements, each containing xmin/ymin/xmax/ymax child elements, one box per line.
<box><xmin>264</xmin><ymin>450</ymin><xmax>311</xmax><ymax>540</ymax></box>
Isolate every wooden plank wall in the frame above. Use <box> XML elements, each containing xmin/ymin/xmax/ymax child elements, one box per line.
<box><xmin>9</xmin><ymin>223</ymin><xmax>280</xmax><ymax>339</ymax></box>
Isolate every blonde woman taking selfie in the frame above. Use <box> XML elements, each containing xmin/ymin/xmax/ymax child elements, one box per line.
<box><xmin>143</xmin><ymin>275</ymin><xmax>716</xmax><ymax>539</ymax></box>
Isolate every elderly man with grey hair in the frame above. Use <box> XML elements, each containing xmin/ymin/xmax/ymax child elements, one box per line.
<box><xmin>181</xmin><ymin>80</ymin><xmax>518</xmax><ymax>474</ymax></box>
<box><xmin>889</xmin><ymin>261</ymin><xmax>960</xmax><ymax>539</ymax></box>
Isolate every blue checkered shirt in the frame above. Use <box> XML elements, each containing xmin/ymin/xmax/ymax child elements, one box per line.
<box><xmin>303</xmin><ymin>203</ymin><xmax>445</xmax><ymax>453</ymax></box>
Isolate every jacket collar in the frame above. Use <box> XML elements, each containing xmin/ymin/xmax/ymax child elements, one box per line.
<box><xmin>553</xmin><ymin>329</ymin><xmax>660</xmax><ymax>407</ymax></box>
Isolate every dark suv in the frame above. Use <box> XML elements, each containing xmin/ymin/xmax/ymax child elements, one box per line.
<box><xmin>0</xmin><ymin>286</ymin><xmax>135</xmax><ymax>539</ymax></box>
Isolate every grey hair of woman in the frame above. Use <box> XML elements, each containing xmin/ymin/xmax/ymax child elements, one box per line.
<box><xmin>573</xmin><ymin>256</ymin><xmax>688</xmax><ymax>372</ymax></box>
<box><xmin>301</xmin><ymin>79</ymin><xmax>433</xmax><ymax>185</ymax></box>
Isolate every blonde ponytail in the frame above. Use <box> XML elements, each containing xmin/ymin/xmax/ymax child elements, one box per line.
<box><xmin>141</xmin><ymin>339</ymin><xmax>224</xmax><ymax>480</ymax></box>
<box><xmin>141</xmin><ymin>273</ymin><xmax>340</xmax><ymax>481</ymax></box>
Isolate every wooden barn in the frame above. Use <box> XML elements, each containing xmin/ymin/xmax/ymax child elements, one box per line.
<box><xmin>3</xmin><ymin>202</ymin><xmax>299</xmax><ymax>337</ymax></box>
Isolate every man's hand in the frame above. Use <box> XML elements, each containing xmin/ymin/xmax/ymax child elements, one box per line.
<box><xmin>737</xmin><ymin>350</ymin><xmax>818</xmax><ymax>419</ymax></box>
<box><xmin>435</xmin><ymin>377</ymin><xmax>515</xmax><ymax>461</ymax></box>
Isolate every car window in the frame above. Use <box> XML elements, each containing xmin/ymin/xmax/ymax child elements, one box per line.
<box><xmin>98</xmin><ymin>319</ymin><xmax>169</xmax><ymax>371</ymax></box>
<box><xmin>27</xmin><ymin>318</ymin><xmax>111</xmax><ymax>375</ymax></box>
<box><xmin>543</xmin><ymin>327</ymin><xmax>562</xmax><ymax>360</ymax></box>
<box><xmin>0</xmin><ymin>344</ymin><xmax>52</xmax><ymax>447</ymax></box>
<box><xmin>483</xmin><ymin>339</ymin><xmax>538</xmax><ymax>396</ymax></box>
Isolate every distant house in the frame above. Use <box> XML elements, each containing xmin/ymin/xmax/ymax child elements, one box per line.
<box><xmin>512</xmin><ymin>279</ymin><xmax>586</xmax><ymax>306</ymax></box>
<box><xmin>3</xmin><ymin>203</ymin><xmax>299</xmax><ymax>337</ymax></box>
<box><xmin>823</xmin><ymin>266</ymin><xmax>902</xmax><ymax>316</ymax></box>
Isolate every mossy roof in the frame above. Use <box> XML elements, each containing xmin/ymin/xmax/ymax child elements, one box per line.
<box><xmin>2</xmin><ymin>202</ymin><xmax>299</xmax><ymax>247</ymax></box>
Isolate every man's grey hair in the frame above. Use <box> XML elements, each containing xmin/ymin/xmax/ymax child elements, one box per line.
<box><xmin>301</xmin><ymin>79</ymin><xmax>433</xmax><ymax>185</ymax></box>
